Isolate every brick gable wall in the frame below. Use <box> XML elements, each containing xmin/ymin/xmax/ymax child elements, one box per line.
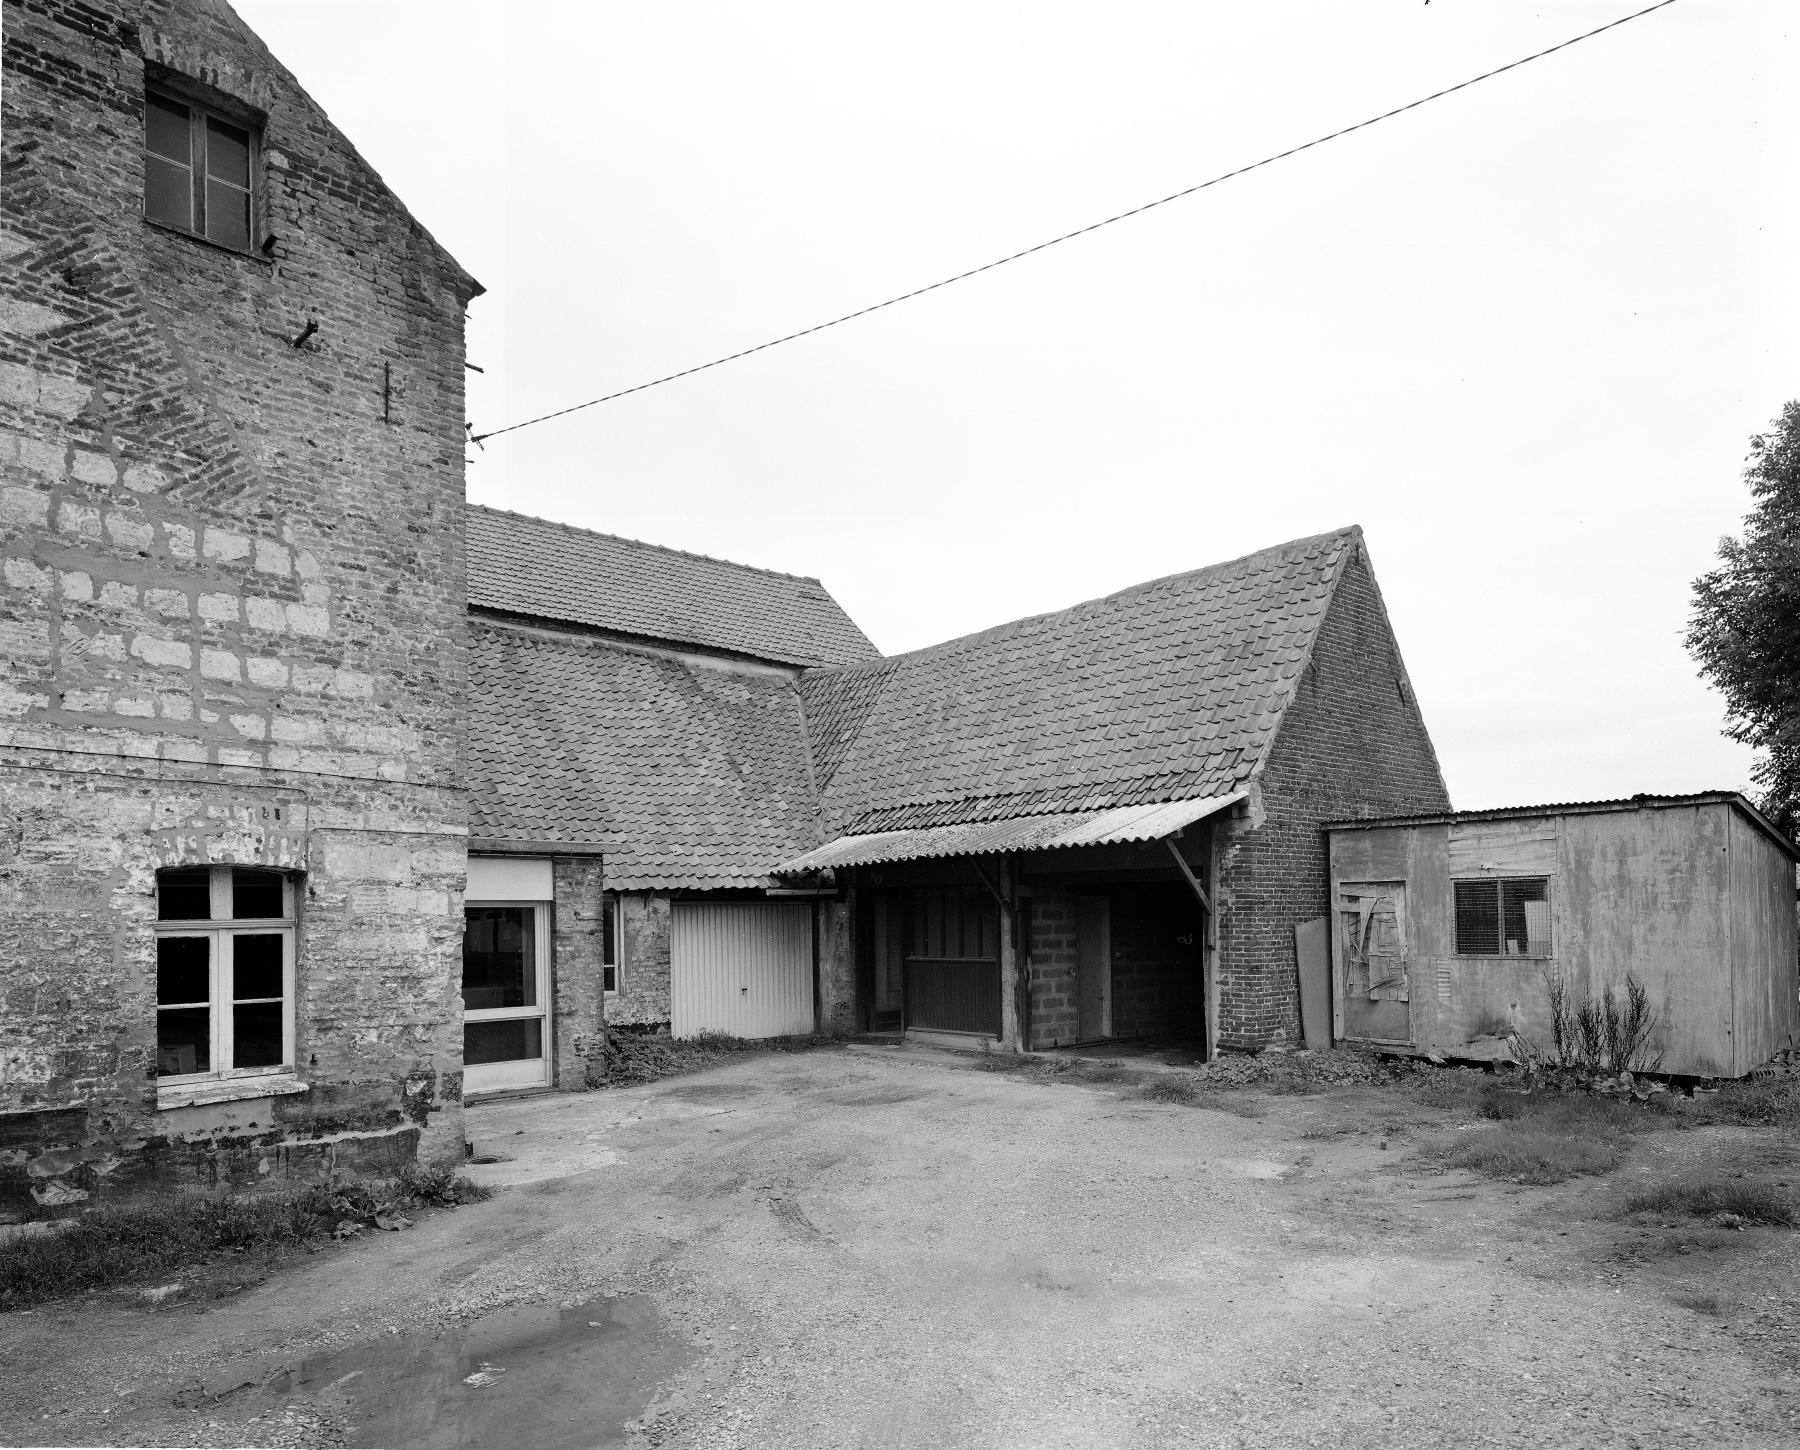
<box><xmin>0</xmin><ymin>0</ymin><xmax>478</xmax><ymax>1211</ymax></box>
<box><xmin>1213</xmin><ymin>545</ymin><xmax>1450</xmax><ymax>1051</ymax></box>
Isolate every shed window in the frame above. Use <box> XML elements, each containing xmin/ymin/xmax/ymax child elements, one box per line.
<box><xmin>1454</xmin><ymin>876</ymin><xmax>1551</xmax><ymax>957</ymax></box>
<box><xmin>144</xmin><ymin>86</ymin><xmax>257</xmax><ymax>252</ymax></box>
<box><xmin>154</xmin><ymin>866</ymin><xmax>296</xmax><ymax>1079</ymax></box>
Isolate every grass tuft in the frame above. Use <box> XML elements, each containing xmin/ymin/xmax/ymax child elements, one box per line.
<box><xmin>0</xmin><ymin>1167</ymin><xmax>490</xmax><ymax>1311</ymax></box>
<box><xmin>1620</xmin><ymin>1178</ymin><xmax>1794</xmax><ymax>1226</ymax></box>
<box><xmin>1428</xmin><ymin>1121</ymin><xmax>1627</xmax><ymax>1184</ymax></box>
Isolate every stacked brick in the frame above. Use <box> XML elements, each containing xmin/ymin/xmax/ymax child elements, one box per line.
<box><xmin>0</xmin><ymin>0</ymin><xmax>480</xmax><ymax>1213</ymax></box>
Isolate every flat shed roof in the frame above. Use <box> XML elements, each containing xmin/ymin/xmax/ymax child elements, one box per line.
<box><xmin>1323</xmin><ymin>791</ymin><xmax>1799</xmax><ymax>862</ymax></box>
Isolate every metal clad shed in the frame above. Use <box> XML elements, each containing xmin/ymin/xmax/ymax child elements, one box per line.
<box><xmin>1324</xmin><ymin>794</ymin><xmax>1800</xmax><ymax>1078</ymax></box>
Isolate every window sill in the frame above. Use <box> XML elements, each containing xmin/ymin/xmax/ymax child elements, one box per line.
<box><xmin>142</xmin><ymin>215</ymin><xmax>273</xmax><ymax>265</ymax></box>
<box><xmin>156</xmin><ymin>1073</ymin><xmax>307</xmax><ymax>1111</ymax></box>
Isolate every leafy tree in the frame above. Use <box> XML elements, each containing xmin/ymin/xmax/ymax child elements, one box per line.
<box><xmin>1687</xmin><ymin>401</ymin><xmax>1800</xmax><ymax>839</ymax></box>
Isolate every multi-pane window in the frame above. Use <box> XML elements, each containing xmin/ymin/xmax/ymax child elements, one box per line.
<box><xmin>143</xmin><ymin>86</ymin><xmax>256</xmax><ymax>252</ymax></box>
<box><xmin>602</xmin><ymin>893</ymin><xmax>620</xmax><ymax>994</ymax></box>
<box><xmin>155</xmin><ymin>866</ymin><xmax>295</xmax><ymax>1080</ymax></box>
<box><xmin>1453</xmin><ymin>876</ymin><xmax>1552</xmax><ymax>957</ymax></box>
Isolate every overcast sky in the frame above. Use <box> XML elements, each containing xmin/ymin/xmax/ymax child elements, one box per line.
<box><xmin>236</xmin><ymin>0</ymin><xmax>1797</xmax><ymax>811</ymax></box>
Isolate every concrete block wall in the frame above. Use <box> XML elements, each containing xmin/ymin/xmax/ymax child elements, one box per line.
<box><xmin>1213</xmin><ymin>545</ymin><xmax>1451</xmax><ymax>1051</ymax></box>
<box><xmin>1026</xmin><ymin>890</ymin><xmax>1080</xmax><ymax>1048</ymax></box>
<box><xmin>550</xmin><ymin>857</ymin><xmax>607</xmax><ymax>1088</ymax></box>
<box><xmin>0</xmin><ymin>0</ymin><xmax>479</xmax><ymax>1212</ymax></box>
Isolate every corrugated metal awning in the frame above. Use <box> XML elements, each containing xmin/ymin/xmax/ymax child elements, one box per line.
<box><xmin>771</xmin><ymin>792</ymin><xmax>1247</xmax><ymax>873</ymax></box>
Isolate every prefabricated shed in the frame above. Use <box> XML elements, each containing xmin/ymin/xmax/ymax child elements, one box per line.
<box><xmin>1324</xmin><ymin>794</ymin><xmax>1800</xmax><ymax>1078</ymax></box>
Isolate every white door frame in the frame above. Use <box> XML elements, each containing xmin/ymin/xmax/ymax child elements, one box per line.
<box><xmin>463</xmin><ymin>897</ymin><xmax>553</xmax><ymax>1094</ymax></box>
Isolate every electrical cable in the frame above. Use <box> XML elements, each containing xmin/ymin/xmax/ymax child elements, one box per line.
<box><xmin>471</xmin><ymin>0</ymin><xmax>1679</xmax><ymax>444</ymax></box>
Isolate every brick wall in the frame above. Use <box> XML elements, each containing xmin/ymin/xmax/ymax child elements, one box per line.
<box><xmin>1108</xmin><ymin>883</ymin><xmax>1202</xmax><ymax>1039</ymax></box>
<box><xmin>0</xmin><ymin>0</ymin><xmax>479</xmax><ymax>1212</ymax></box>
<box><xmin>551</xmin><ymin>858</ymin><xmax>607</xmax><ymax>1088</ymax></box>
<box><xmin>1213</xmin><ymin>545</ymin><xmax>1450</xmax><ymax>1051</ymax></box>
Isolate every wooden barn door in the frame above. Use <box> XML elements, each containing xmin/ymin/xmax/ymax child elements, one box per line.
<box><xmin>903</xmin><ymin>886</ymin><xmax>1001</xmax><ymax>1037</ymax></box>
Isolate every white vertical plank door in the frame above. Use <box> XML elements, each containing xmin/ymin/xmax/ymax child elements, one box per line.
<box><xmin>671</xmin><ymin>902</ymin><xmax>814</xmax><ymax>1040</ymax></box>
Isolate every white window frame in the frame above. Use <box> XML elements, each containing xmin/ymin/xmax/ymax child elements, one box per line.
<box><xmin>154</xmin><ymin>866</ymin><xmax>297</xmax><ymax>1091</ymax></box>
<box><xmin>462</xmin><ymin>899</ymin><xmax>552</xmax><ymax>1094</ymax></box>
<box><xmin>603</xmin><ymin>892</ymin><xmax>621</xmax><ymax>995</ymax></box>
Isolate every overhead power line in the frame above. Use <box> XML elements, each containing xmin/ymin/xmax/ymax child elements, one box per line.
<box><xmin>471</xmin><ymin>0</ymin><xmax>1680</xmax><ymax>445</ymax></box>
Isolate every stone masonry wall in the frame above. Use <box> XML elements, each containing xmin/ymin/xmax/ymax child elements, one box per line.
<box><xmin>551</xmin><ymin>857</ymin><xmax>607</xmax><ymax>1089</ymax></box>
<box><xmin>1213</xmin><ymin>545</ymin><xmax>1450</xmax><ymax>1052</ymax></box>
<box><xmin>0</xmin><ymin>0</ymin><xmax>479</xmax><ymax>1213</ymax></box>
<box><xmin>608</xmin><ymin>892</ymin><xmax>672</xmax><ymax>1029</ymax></box>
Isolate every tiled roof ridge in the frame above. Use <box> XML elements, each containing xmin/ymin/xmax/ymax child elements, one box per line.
<box><xmin>840</xmin><ymin>771</ymin><xmax>1245</xmax><ymax>829</ymax></box>
<box><xmin>467</xmin><ymin>503</ymin><xmax>835</xmax><ymax>590</ymax></box>
<box><xmin>802</xmin><ymin>524</ymin><xmax>1360</xmax><ymax>680</ymax></box>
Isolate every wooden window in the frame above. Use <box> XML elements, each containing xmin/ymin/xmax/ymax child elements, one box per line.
<box><xmin>154</xmin><ymin>866</ymin><xmax>296</xmax><ymax>1081</ymax></box>
<box><xmin>602</xmin><ymin>893</ymin><xmax>620</xmax><ymax>994</ymax></box>
<box><xmin>144</xmin><ymin>85</ymin><xmax>257</xmax><ymax>252</ymax></box>
<box><xmin>1454</xmin><ymin>876</ymin><xmax>1552</xmax><ymax>957</ymax></box>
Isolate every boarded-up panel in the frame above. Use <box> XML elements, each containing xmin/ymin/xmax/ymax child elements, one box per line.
<box><xmin>1447</xmin><ymin>820</ymin><xmax>1558</xmax><ymax>876</ymax></box>
<box><xmin>1338</xmin><ymin>881</ymin><xmax>1410</xmax><ymax>1043</ymax></box>
<box><xmin>1295</xmin><ymin>917</ymin><xmax>1331</xmax><ymax>1050</ymax></box>
<box><xmin>671</xmin><ymin>902</ymin><xmax>814</xmax><ymax>1040</ymax></box>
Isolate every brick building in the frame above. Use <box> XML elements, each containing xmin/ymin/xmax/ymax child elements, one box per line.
<box><xmin>464</xmin><ymin>506</ymin><xmax>876</xmax><ymax>1089</ymax></box>
<box><xmin>472</xmin><ymin>519</ymin><xmax>1448</xmax><ymax>1060</ymax></box>
<box><xmin>1</xmin><ymin>0</ymin><xmax>480</xmax><ymax>1213</ymax></box>
<box><xmin>782</xmin><ymin>526</ymin><xmax>1450</xmax><ymax>1053</ymax></box>
<box><xmin>0</xmin><ymin>0</ymin><xmax>1452</xmax><ymax>1214</ymax></box>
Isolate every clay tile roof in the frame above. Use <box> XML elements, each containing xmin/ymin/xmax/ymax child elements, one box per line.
<box><xmin>467</xmin><ymin>505</ymin><xmax>879</xmax><ymax>668</ymax></box>
<box><xmin>469</xmin><ymin>622</ymin><xmax>822</xmax><ymax>891</ymax></box>
<box><xmin>798</xmin><ymin>527</ymin><xmax>1361</xmax><ymax>837</ymax></box>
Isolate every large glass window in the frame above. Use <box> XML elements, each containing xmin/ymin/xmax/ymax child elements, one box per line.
<box><xmin>461</xmin><ymin>901</ymin><xmax>550</xmax><ymax>1088</ymax></box>
<box><xmin>143</xmin><ymin>85</ymin><xmax>258</xmax><ymax>252</ymax></box>
<box><xmin>154</xmin><ymin>866</ymin><xmax>295</xmax><ymax>1080</ymax></box>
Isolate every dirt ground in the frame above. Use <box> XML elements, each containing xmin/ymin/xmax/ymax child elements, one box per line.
<box><xmin>2</xmin><ymin>1044</ymin><xmax>1797</xmax><ymax>1449</ymax></box>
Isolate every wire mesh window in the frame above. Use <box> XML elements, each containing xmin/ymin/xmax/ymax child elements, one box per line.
<box><xmin>1454</xmin><ymin>876</ymin><xmax>1552</xmax><ymax>957</ymax></box>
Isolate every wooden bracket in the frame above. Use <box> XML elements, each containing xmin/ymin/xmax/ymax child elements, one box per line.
<box><xmin>1165</xmin><ymin>838</ymin><xmax>1213</xmax><ymax>914</ymax></box>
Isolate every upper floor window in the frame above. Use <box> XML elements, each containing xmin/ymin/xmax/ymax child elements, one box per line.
<box><xmin>143</xmin><ymin>85</ymin><xmax>256</xmax><ymax>252</ymax></box>
<box><xmin>155</xmin><ymin>866</ymin><xmax>295</xmax><ymax>1080</ymax></box>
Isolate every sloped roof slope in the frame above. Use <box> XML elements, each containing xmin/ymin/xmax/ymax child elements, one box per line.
<box><xmin>468</xmin><ymin>506</ymin><xmax>878</xmax><ymax>668</ymax></box>
<box><xmin>469</xmin><ymin>622</ymin><xmax>821</xmax><ymax>890</ymax></box>
<box><xmin>799</xmin><ymin>528</ymin><xmax>1361</xmax><ymax>837</ymax></box>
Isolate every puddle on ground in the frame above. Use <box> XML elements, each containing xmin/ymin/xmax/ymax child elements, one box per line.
<box><xmin>271</xmin><ymin>1294</ymin><xmax>690</xmax><ymax>1449</ymax></box>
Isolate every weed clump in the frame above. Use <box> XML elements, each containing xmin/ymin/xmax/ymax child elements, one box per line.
<box><xmin>584</xmin><ymin>1026</ymin><xmax>844</xmax><ymax>1088</ymax></box>
<box><xmin>0</xmin><ymin>1166</ymin><xmax>490</xmax><ymax>1311</ymax></box>
<box><xmin>1620</xmin><ymin>1179</ymin><xmax>1794</xmax><ymax>1226</ymax></box>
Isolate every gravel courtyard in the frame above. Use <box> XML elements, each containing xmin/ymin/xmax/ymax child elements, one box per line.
<box><xmin>3</xmin><ymin>1044</ymin><xmax>1796</xmax><ymax>1449</ymax></box>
